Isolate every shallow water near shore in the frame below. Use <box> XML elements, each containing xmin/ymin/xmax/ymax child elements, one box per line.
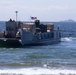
<box><xmin>0</xmin><ymin>37</ymin><xmax>75</xmax><ymax>75</ymax></box>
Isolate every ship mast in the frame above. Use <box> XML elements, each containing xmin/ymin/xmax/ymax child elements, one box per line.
<box><xmin>15</xmin><ymin>11</ymin><xmax>18</xmax><ymax>22</ymax></box>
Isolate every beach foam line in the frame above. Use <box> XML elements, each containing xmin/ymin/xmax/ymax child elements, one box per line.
<box><xmin>0</xmin><ymin>68</ymin><xmax>76</xmax><ymax>75</ymax></box>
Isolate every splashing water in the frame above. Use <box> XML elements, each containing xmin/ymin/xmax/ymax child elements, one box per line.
<box><xmin>61</xmin><ymin>37</ymin><xmax>76</xmax><ymax>41</ymax></box>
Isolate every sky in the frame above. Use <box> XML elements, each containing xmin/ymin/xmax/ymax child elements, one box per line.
<box><xmin>0</xmin><ymin>0</ymin><xmax>76</xmax><ymax>21</ymax></box>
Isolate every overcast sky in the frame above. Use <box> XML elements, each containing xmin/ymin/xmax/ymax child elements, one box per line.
<box><xmin>0</xmin><ymin>0</ymin><xmax>76</xmax><ymax>21</ymax></box>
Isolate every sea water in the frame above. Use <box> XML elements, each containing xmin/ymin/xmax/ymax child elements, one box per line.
<box><xmin>0</xmin><ymin>22</ymin><xmax>76</xmax><ymax>75</ymax></box>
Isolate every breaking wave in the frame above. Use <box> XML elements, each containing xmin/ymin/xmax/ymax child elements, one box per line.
<box><xmin>0</xmin><ymin>68</ymin><xmax>76</xmax><ymax>75</ymax></box>
<box><xmin>61</xmin><ymin>37</ymin><xmax>76</xmax><ymax>41</ymax></box>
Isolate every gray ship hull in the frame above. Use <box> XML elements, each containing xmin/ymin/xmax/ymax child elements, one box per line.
<box><xmin>0</xmin><ymin>38</ymin><xmax>61</xmax><ymax>47</ymax></box>
<box><xmin>33</xmin><ymin>38</ymin><xmax>61</xmax><ymax>45</ymax></box>
<box><xmin>23</xmin><ymin>38</ymin><xmax>61</xmax><ymax>46</ymax></box>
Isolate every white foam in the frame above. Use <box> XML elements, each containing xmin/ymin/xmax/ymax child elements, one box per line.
<box><xmin>61</xmin><ymin>37</ymin><xmax>74</xmax><ymax>41</ymax></box>
<box><xmin>0</xmin><ymin>68</ymin><xmax>76</xmax><ymax>75</ymax></box>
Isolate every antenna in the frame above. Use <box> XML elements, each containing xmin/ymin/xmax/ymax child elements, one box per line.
<box><xmin>15</xmin><ymin>11</ymin><xmax>18</xmax><ymax>22</ymax></box>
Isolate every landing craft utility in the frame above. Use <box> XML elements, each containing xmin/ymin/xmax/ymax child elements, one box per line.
<box><xmin>0</xmin><ymin>19</ymin><xmax>61</xmax><ymax>47</ymax></box>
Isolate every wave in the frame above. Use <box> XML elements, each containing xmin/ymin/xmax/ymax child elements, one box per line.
<box><xmin>0</xmin><ymin>68</ymin><xmax>76</xmax><ymax>75</ymax></box>
<box><xmin>61</xmin><ymin>37</ymin><xmax>76</xmax><ymax>41</ymax></box>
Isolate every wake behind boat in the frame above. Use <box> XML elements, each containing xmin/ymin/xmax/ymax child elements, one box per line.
<box><xmin>0</xmin><ymin>19</ymin><xmax>61</xmax><ymax>47</ymax></box>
